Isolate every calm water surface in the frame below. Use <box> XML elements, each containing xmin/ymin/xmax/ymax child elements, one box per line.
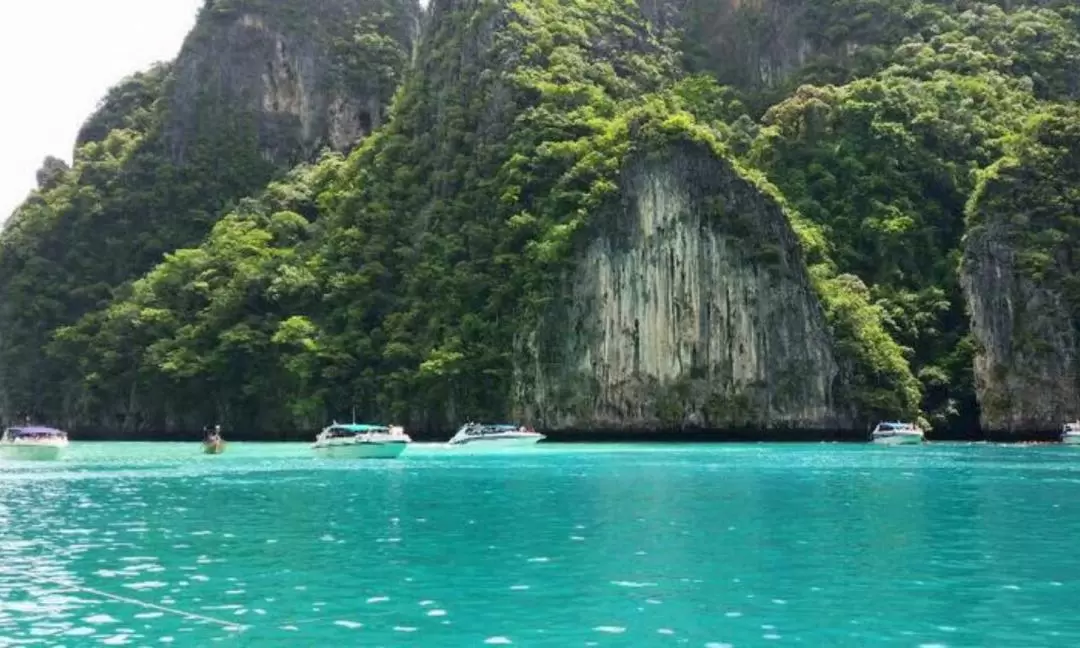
<box><xmin>2</xmin><ymin>442</ymin><xmax>1079</xmax><ymax>646</ymax></box>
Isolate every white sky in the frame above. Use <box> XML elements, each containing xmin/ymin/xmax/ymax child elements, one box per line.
<box><xmin>0</xmin><ymin>0</ymin><xmax>204</xmax><ymax>223</ymax></box>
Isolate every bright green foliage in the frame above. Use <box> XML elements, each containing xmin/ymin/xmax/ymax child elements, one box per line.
<box><xmin>49</xmin><ymin>156</ymin><xmax>345</xmax><ymax>433</ymax></box>
<box><xmin>966</xmin><ymin>103</ymin><xmax>1080</xmax><ymax>288</ymax></box>
<box><xmin>0</xmin><ymin>0</ymin><xmax>414</xmax><ymax>427</ymax></box>
<box><xmin>309</xmin><ymin>0</ymin><xmax>680</xmax><ymax>426</ymax></box>
<box><xmin>746</xmin><ymin>2</ymin><xmax>1077</xmax><ymax>431</ymax></box>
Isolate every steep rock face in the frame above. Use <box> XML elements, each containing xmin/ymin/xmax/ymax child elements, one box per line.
<box><xmin>166</xmin><ymin>0</ymin><xmax>418</xmax><ymax>164</ymax></box>
<box><xmin>962</xmin><ymin>223</ymin><xmax>1080</xmax><ymax>432</ymax></box>
<box><xmin>517</xmin><ymin>142</ymin><xmax>845</xmax><ymax>430</ymax></box>
<box><xmin>960</xmin><ymin>105</ymin><xmax>1080</xmax><ymax>434</ymax></box>
<box><xmin>643</xmin><ymin>0</ymin><xmax>927</xmax><ymax>92</ymax></box>
<box><xmin>649</xmin><ymin>0</ymin><xmax>813</xmax><ymax>89</ymax></box>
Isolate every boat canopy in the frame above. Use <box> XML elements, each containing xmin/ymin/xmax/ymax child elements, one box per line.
<box><xmin>6</xmin><ymin>426</ymin><xmax>66</xmax><ymax>437</ymax></box>
<box><xmin>877</xmin><ymin>421</ymin><xmax>916</xmax><ymax>430</ymax></box>
<box><xmin>327</xmin><ymin>423</ymin><xmax>389</xmax><ymax>433</ymax></box>
<box><xmin>460</xmin><ymin>423</ymin><xmax>524</xmax><ymax>435</ymax></box>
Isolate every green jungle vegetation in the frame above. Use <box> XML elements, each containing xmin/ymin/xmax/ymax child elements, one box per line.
<box><xmin>2</xmin><ymin>0</ymin><xmax>1078</xmax><ymax>436</ymax></box>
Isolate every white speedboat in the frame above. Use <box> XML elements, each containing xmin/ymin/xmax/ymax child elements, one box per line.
<box><xmin>312</xmin><ymin>423</ymin><xmax>411</xmax><ymax>458</ymax></box>
<box><xmin>1062</xmin><ymin>421</ymin><xmax>1080</xmax><ymax>444</ymax></box>
<box><xmin>447</xmin><ymin>423</ymin><xmax>545</xmax><ymax>448</ymax></box>
<box><xmin>870</xmin><ymin>421</ymin><xmax>924</xmax><ymax>445</ymax></box>
<box><xmin>0</xmin><ymin>426</ymin><xmax>69</xmax><ymax>460</ymax></box>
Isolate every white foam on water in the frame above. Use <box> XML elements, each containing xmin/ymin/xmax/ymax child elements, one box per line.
<box><xmin>526</xmin><ymin>557</ymin><xmax>549</xmax><ymax>563</ymax></box>
<box><xmin>772</xmin><ymin>599</ymin><xmax>787</xmax><ymax>605</ymax></box>
<box><xmin>570</xmin><ymin>536</ymin><xmax>586</xmax><ymax>541</ymax></box>
<box><xmin>65</xmin><ymin>627</ymin><xmax>95</xmax><ymax>636</ymax></box>
<box><xmin>159</xmin><ymin>637</ymin><xmax>174</xmax><ymax>643</ymax></box>
<box><xmin>428</xmin><ymin>609</ymin><xmax>447</xmax><ymax>617</ymax></box>
<box><xmin>102</xmin><ymin>635</ymin><xmax>132</xmax><ymax>645</ymax></box>
<box><xmin>594</xmin><ymin>626</ymin><xmax>626</xmax><ymax>634</ymax></box>
<box><xmin>366</xmin><ymin>596</ymin><xmax>389</xmax><ymax>604</ymax></box>
<box><xmin>1003</xmin><ymin>585</ymin><xmax>1021</xmax><ymax>590</ymax></box>
<box><xmin>646</xmin><ymin>599</ymin><xmax>662</xmax><ymax>605</ymax></box>
<box><xmin>724</xmin><ymin>612</ymin><xmax>742</xmax><ymax>618</ymax></box>
<box><xmin>764</xmin><ymin>633</ymin><xmax>781</xmax><ymax>640</ymax></box>
<box><xmin>280</xmin><ymin>625</ymin><xmax>298</xmax><ymax>631</ymax></box>
<box><xmin>705</xmin><ymin>643</ymin><xmax>734</xmax><ymax>648</ymax></box>
<box><xmin>85</xmin><ymin>614</ymin><xmax>120</xmax><ymax>625</ymax></box>
<box><xmin>134</xmin><ymin>612</ymin><xmax>164</xmax><ymax>619</ymax></box>
<box><xmin>509</xmin><ymin>585</ymin><xmax>530</xmax><ymax>591</ymax></box>
<box><xmin>658</xmin><ymin>628</ymin><xmax>675</xmax><ymax>635</ymax></box>
<box><xmin>334</xmin><ymin>620</ymin><xmax>362</xmax><ymax>629</ymax></box>
<box><xmin>394</xmin><ymin>626</ymin><xmax>417</xmax><ymax>632</ymax></box>
<box><xmin>484</xmin><ymin>637</ymin><xmax>512</xmax><ymax>645</ymax></box>
<box><xmin>612</xmin><ymin>581</ymin><xmax>656</xmax><ymax>588</ymax></box>
<box><xmin>125</xmin><ymin>582</ymin><xmax>168</xmax><ymax>591</ymax></box>
<box><xmin>418</xmin><ymin>600</ymin><xmax>435</xmax><ymax>606</ymax></box>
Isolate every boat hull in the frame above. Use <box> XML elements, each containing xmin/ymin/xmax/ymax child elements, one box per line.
<box><xmin>0</xmin><ymin>443</ymin><xmax>67</xmax><ymax>461</ymax></box>
<box><xmin>871</xmin><ymin>433</ymin><xmax>924</xmax><ymax>446</ymax></box>
<box><xmin>312</xmin><ymin>440</ymin><xmax>409</xmax><ymax>459</ymax></box>
<box><xmin>447</xmin><ymin>433</ymin><xmax>545</xmax><ymax>450</ymax></box>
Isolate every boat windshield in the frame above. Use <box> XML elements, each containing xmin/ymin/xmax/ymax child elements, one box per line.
<box><xmin>326</xmin><ymin>424</ymin><xmax>388</xmax><ymax>437</ymax></box>
<box><xmin>6</xmin><ymin>427</ymin><xmax>66</xmax><ymax>439</ymax></box>
<box><xmin>877</xmin><ymin>422</ymin><xmax>917</xmax><ymax>432</ymax></box>
<box><xmin>461</xmin><ymin>423</ymin><xmax>521</xmax><ymax>436</ymax></box>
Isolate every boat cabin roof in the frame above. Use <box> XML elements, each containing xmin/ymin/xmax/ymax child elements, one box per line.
<box><xmin>5</xmin><ymin>426</ymin><xmax>66</xmax><ymax>437</ymax></box>
<box><xmin>327</xmin><ymin>423</ymin><xmax>388</xmax><ymax>432</ymax></box>
<box><xmin>877</xmin><ymin>421</ymin><xmax>916</xmax><ymax>430</ymax></box>
<box><xmin>462</xmin><ymin>423</ymin><xmax>521</xmax><ymax>434</ymax></box>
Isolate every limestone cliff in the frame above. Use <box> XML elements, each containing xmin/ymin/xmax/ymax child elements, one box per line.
<box><xmin>962</xmin><ymin>223</ymin><xmax>1080</xmax><ymax>433</ymax></box>
<box><xmin>516</xmin><ymin>142</ymin><xmax>846</xmax><ymax>431</ymax></box>
<box><xmin>960</xmin><ymin>105</ymin><xmax>1080</xmax><ymax>434</ymax></box>
<box><xmin>165</xmin><ymin>0</ymin><xmax>419</xmax><ymax>163</ymax></box>
<box><xmin>644</xmin><ymin>0</ymin><xmax>914</xmax><ymax>92</ymax></box>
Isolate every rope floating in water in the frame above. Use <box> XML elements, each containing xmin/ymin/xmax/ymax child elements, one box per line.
<box><xmin>0</xmin><ymin>566</ymin><xmax>248</xmax><ymax>632</ymax></box>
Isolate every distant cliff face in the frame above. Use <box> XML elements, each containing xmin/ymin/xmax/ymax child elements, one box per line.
<box><xmin>650</xmin><ymin>0</ymin><xmax>813</xmax><ymax>88</ymax></box>
<box><xmin>516</xmin><ymin>142</ymin><xmax>845</xmax><ymax>431</ymax></box>
<box><xmin>165</xmin><ymin>0</ymin><xmax>418</xmax><ymax>164</ymax></box>
<box><xmin>643</xmin><ymin>0</ymin><xmax>932</xmax><ymax>92</ymax></box>
<box><xmin>961</xmin><ymin>105</ymin><xmax>1080</xmax><ymax>434</ymax></box>
<box><xmin>962</xmin><ymin>223</ymin><xmax>1080</xmax><ymax>432</ymax></box>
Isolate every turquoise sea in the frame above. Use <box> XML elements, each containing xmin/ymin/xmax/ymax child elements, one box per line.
<box><xmin>2</xmin><ymin>442</ymin><xmax>1080</xmax><ymax>646</ymax></box>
